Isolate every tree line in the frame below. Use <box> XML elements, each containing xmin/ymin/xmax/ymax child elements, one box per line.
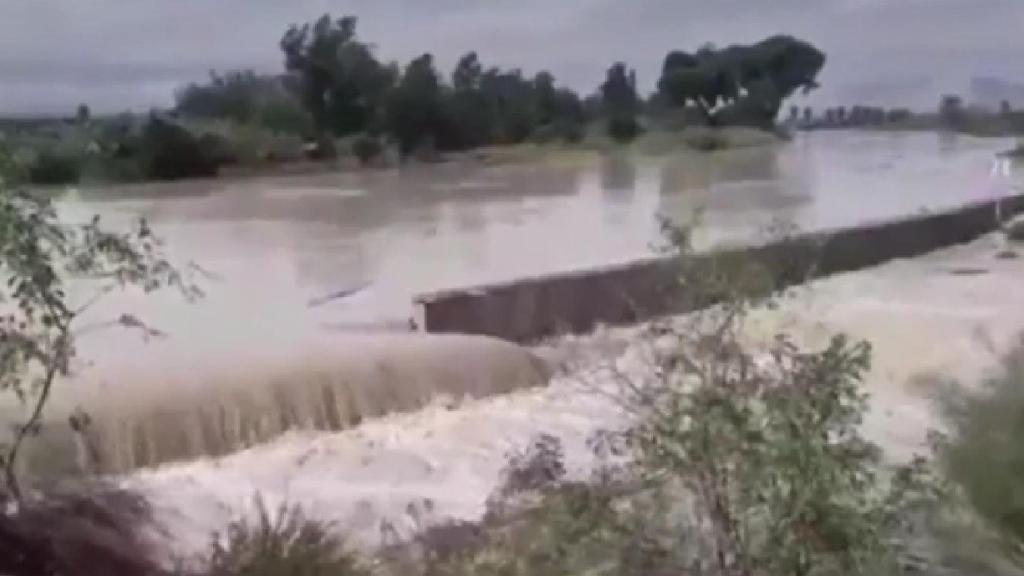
<box><xmin>176</xmin><ymin>14</ymin><xmax>826</xmax><ymax>158</ymax></box>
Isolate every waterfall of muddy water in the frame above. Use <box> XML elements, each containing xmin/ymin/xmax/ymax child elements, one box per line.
<box><xmin>126</xmin><ymin>234</ymin><xmax>1024</xmax><ymax>560</ymax></box>
<box><xmin>41</xmin><ymin>333</ymin><xmax>547</xmax><ymax>475</ymax></box>
<box><xmin>9</xmin><ymin>131</ymin><xmax>1016</xmax><ymax>478</ymax></box>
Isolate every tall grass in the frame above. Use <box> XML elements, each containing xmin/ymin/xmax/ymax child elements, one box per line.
<box><xmin>205</xmin><ymin>496</ymin><xmax>368</xmax><ymax>576</ymax></box>
<box><xmin>933</xmin><ymin>338</ymin><xmax>1024</xmax><ymax>565</ymax></box>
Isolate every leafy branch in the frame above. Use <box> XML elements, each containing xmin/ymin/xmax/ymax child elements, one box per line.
<box><xmin>0</xmin><ymin>184</ymin><xmax>199</xmax><ymax>503</ymax></box>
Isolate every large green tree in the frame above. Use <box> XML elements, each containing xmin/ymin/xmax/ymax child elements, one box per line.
<box><xmin>386</xmin><ymin>54</ymin><xmax>445</xmax><ymax>156</ymax></box>
<box><xmin>446</xmin><ymin>52</ymin><xmax>496</xmax><ymax>149</ymax></box>
<box><xmin>601</xmin><ymin>62</ymin><xmax>641</xmax><ymax>141</ymax></box>
<box><xmin>443</xmin><ymin>53</ymin><xmax>585</xmax><ymax>149</ymax></box>
<box><xmin>657</xmin><ymin>35</ymin><xmax>825</xmax><ymax>128</ymax></box>
<box><xmin>280</xmin><ymin>15</ymin><xmax>394</xmax><ymax>137</ymax></box>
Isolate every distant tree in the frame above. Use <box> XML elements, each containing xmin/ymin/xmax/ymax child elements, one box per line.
<box><xmin>452</xmin><ymin>51</ymin><xmax>483</xmax><ymax>93</ymax></box>
<box><xmin>657</xmin><ymin>35</ymin><xmax>825</xmax><ymax>128</ymax></box>
<box><xmin>788</xmin><ymin>105</ymin><xmax>799</xmax><ymax>122</ymax></box>
<box><xmin>550</xmin><ymin>88</ymin><xmax>586</xmax><ymax>141</ymax></box>
<box><xmin>1001</xmin><ymin>99</ymin><xmax>1013</xmax><ymax>115</ymax></box>
<box><xmin>803</xmin><ymin>106</ymin><xmax>813</xmax><ymax>123</ymax></box>
<box><xmin>601</xmin><ymin>62</ymin><xmax>641</xmax><ymax>141</ymax></box>
<box><xmin>386</xmin><ymin>54</ymin><xmax>445</xmax><ymax>156</ymax></box>
<box><xmin>443</xmin><ymin>53</ymin><xmax>585</xmax><ymax>149</ymax></box>
<box><xmin>280</xmin><ymin>15</ymin><xmax>394</xmax><ymax>137</ymax></box>
<box><xmin>175</xmin><ymin>70</ymin><xmax>312</xmax><ymax>135</ymax></box>
<box><xmin>76</xmin><ymin>104</ymin><xmax>91</xmax><ymax>125</ymax></box>
<box><xmin>836</xmin><ymin>106</ymin><xmax>847</xmax><ymax>125</ymax></box>
<box><xmin>533</xmin><ymin>71</ymin><xmax>558</xmax><ymax>127</ymax></box>
<box><xmin>481</xmin><ymin>67</ymin><xmax>538</xmax><ymax>144</ymax></box>
<box><xmin>446</xmin><ymin>52</ymin><xmax>493</xmax><ymax>149</ymax></box>
<box><xmin>939</xmin><ymin>94</ymin><xmax>966</xmax><ymax>128</ymax></box>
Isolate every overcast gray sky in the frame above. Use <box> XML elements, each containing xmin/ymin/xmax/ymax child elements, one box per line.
<box><xmin>0</xmin><ymin>0</ymin><xmax>1021</xmax><ymax>115</ymax></box>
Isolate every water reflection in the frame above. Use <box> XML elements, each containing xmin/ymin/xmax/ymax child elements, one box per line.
<box><xmin>655</xmin><ymin>145</ymin><xmax>807</xmax><ymax>245</ymax></box>
<box><xmin>600</xmin><ymin>153</ymin><xmax>638</xmax><ymax>200</ymax></box>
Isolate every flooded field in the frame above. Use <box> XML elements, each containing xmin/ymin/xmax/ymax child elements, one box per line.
<box><xmin>69</xmin><ymin>131</ymin><xmax>1018</xmax><ymax>337</ymax></box>
<box><xmin>20</xmin><ymin>130</ymin><xmax>1018</xmax><ymax>475</ymax></box>
<box><xmin>127</xmin><ymin>232</ymin><xmax>1024</xmax><ymax>558</ymax></box>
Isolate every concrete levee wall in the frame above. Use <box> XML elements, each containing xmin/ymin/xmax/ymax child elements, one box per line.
<box><xmin>414</xmin><ymin>194</ymin><xmax>1024</xmax><ymax>343</ymax></box>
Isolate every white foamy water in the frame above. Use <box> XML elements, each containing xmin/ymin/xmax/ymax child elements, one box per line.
<box><xmin>125</xmin><ymin>233</ymin><xmax>1024</xmax><ymax>561</ymax></box>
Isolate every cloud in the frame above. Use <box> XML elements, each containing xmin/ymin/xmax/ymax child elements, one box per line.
<box><xmin>0</xmin><ymin>0</ymin><xmax>1020</xmax><ymax>114</ymax></box>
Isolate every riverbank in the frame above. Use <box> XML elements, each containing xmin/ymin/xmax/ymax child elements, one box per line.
<box><xmin>11</xmin><ymin>122</ymin><xmax>785</xmax><ymax>190</ymax></box>
<box><xmin>123</xmin><ymin>231</ymin><xmax>1024</xmax><ymax>563</ymax></box>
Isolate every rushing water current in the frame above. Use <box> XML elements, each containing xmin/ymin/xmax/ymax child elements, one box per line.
<box><xmin>14</xmin><ymin>130</ymin><xmax>1019</xmax><ymax>474</ymax></box>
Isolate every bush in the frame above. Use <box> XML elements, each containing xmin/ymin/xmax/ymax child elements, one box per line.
<box><xmin>559</xmin><ymin>121</ymin><xmax>586</xmax><ymax>144</ymax></box>
<box><xmin>682</xmin><ymin>127</ymin><xmax>729</xmax><ymax>152</ymax></box>
<box><xmin>259</xmin><ymin>98</ymin><xmax>313</xmax><ymax>136</ymax></box>
<box><xmin>28</xmin><ymin>150</ymin><xmax>81</xmax><ymax>185</ymax></box>
<box><xmin>0</xmin><ymin>489</ymin><xmax>162</xmax><ymax>576</ymax></box>
<box><xmin>139</xmin><ymin>116</ymin><xmax>220</xmax><ymax>180</ymax></box>
<box><xmin>417</xmin><ymin>435</ymin><xmax>685</xmax><ymax>576</ymax></box>
<box><xmin>933</xmin><ymin>339</ymin><xmax>1024</xmax><ymax>558</ymax></box>
<box><xmin>607</xmin><ymin>116</ymin><xmax>641</xmax><ymax>143</ymax></box>
<box><xmin>206</xmin><ymin>496</ymin><xmax>368</xmax><ymax>576</ymax></box>
<box><xmin>624</xmin><ymin>326</ymin><xmax>921</xmax><ymax>575</ymax></box>
<box><xmin>350</xmin><ymin>134</ymin><xmax>384</xmax><ymax>166</ymax></box>
<box><xmin>408</xmin><ymin>227</ymin><xmax>935</xmax><ymax>576</ymax></box>
<box><xmin>528</xmin><ymin>123</ymin><xmax>561</xmax><ymax>145</ymax></box>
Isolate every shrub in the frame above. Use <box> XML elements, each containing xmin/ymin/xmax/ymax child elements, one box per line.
<box><xmin>607</xmin><ymin>117</ymin><xmax>641</xmax><ymax>143</ymax></box>
<box><xmin>206</xmin><ymin>496</ymin><xmax>368</xmax><ymax>576</ymax></box>
<box><xmin>259</xmin><ymin>98</ymin><xmax>313</xmax><ymax>136</ymax></box>
<box><xmin>0</xmin><ymin>488</ymin><xmax>162</xmax><ymax>576</ymax></box>
<box><xmin>606</xmin><ymin>225</ymin><xmax>937</xmax><ymax>576</ymax></box>
<box><xmin>933</xmin><ymin>338</ymin><xmax>1024</xmax><ymax>563</ymax></box>
<box><xmin>419</xmin><ymin>437</ymin><xmax>687</xmax><ymax>576</ymax></box>
<box><xmin>139</xmin><ymin>116</ymin><xmax>220</xmax><ymax>180</ymax></box>
<box><xmin>682</xmin><ymin>127</ymin><xmax>729</xmax><ymax>152</ymax></box>
<box><xmin>350</xmin><ymin>134</ymin><xmax>384</xmax><ymax>166</ymax></box>
<box><xmin>0</xmin><ymin>178</ymin><xmax>197</xmax><ymax>501</ymax></box>
<box><xmin>527</xmin><ymin>123</ymin><xmax>561</xmax><ymax>145</ymax></box>
<box><xmin>411</xmin><ymin>224</ymin><xmax>935</xmax><ymax>576</ymax></box>
<box><xmin>28</xmin><ymin>150</ymin><xmax>81</xmax><ymax>185</ymax></box>
<box><xmin>559</xmin><ymin>121</ymin><xmax>586</xmax><ymax>144</ymax></box>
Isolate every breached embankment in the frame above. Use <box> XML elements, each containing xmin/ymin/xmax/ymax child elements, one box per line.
<box><xmin>123</xmin><ymin>233</ymin><xmax>1024</xmax><ymax>563</ymax></box>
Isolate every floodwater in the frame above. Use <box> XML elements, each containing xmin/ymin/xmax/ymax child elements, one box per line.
<box><xmin>20</xmin><ymin>130</ymin><xmax>1018</xmax><ymax>473</ymax></box>
<box><xmin>67</xmin><ymin>131</ymin><xmax>1019</xmax><ymax>341</ymax></box>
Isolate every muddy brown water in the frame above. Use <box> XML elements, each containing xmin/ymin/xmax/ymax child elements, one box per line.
<box><xmin>7</xmin><ymin>130</ymin><xmax>1020</xmax><ymax>474</ymax></box>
